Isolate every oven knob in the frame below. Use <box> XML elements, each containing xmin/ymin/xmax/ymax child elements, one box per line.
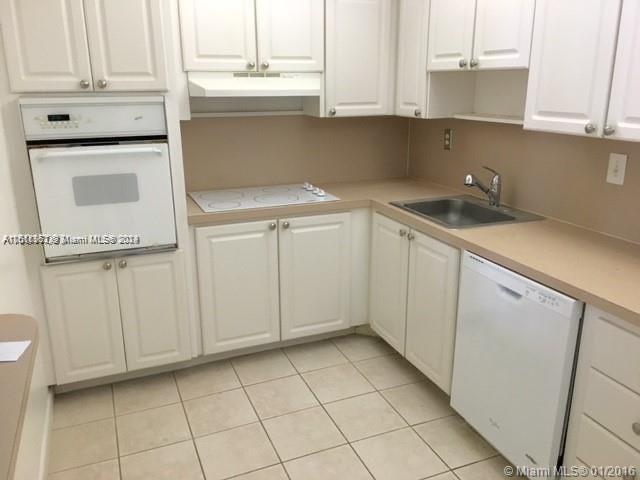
<box><xmin>303</xmin><ymin>182</ymin><xmax>313</xmax><ymax>191</ymax></box>
<box><xmin>316</xmin><ymin>189</ymin><xmax>326</xmax><ymax>197</ymax></box>
<box><xmin>312</xmin><ymin>187</ymin><xmax>322</xmax><ymax>195</ymax></box>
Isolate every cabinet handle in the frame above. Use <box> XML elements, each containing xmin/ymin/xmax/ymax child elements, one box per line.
<box><xmin>103</xmin><ymin>261</ymin><xmax>112</xmax><ymax>271</ymax></box>
<box><xmin>458</xmin><ymin>58</ymin><xmax>468</xmax><ymax>69</ymax></box>
<box><xmin>268</xmin><ymin>222</ymin><xmax>277</xmax><ymax>230</ymax></box>
<box><xmin>328</xmin><ymin>107</ymin><xmax>337</xmax><ymax>117</ymax></box>
<box><xmin>584</xmin><ymin>123</ymin><xmax>596</xmax><ymax>134</ymax></box>
<box><xmin>407</xmin><ymin>232</ymin><xmax>415</xmax><ymax>241</ymax></box>
<box><xmin>282</xmin><ymin>221</ymin><xmax>290</xmax><ymax>229</ymax></box>
<box><xmin>603</xmin><ymin>124</ymin><xmax>616</xmax><ymax>136</ymax></box>
<box><xmin>261</xmin><ymin>61</ymin><xmax>270</xmax><ymax>69</ymax></box>
<box><xmin>97</xmin><ymin>79</ymin><xmax>108</xmax><ymax>89</ymax></box>
<box><xmin>399</xmin><ymin>229</ymin><xmax>407</xmax><ymax>237</ymax></box>
<box><xmin>118</xmin><ymin>259</ymin><xmax>127</xmax><ymax>269</ymax></box>
<box><xmin>470</xmin><ymin>58</ymin><xmax>479</xmax><ymax>68</ymax></box>
<box><xmin>79</xmin><ymin>79</ymin><xmax>90</xmax><ymax>89</ymax></box>
<box><xmin>414</xmin><ymin>109</ymin><xmax>421</xmax><ymax>117</ymax></box>
<box><xmin>247</xmin><ymin>61</ymin><xmax>256</xmax><ymax>69</ymax></box>
<box><xmin>632</xmin><ymin>422</ymin><xmax>640</xmax><ymax>435</ymax></box>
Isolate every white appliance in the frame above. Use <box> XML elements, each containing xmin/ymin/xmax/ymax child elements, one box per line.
<box><xmin>189</xmin><ymin>183</ymin><xmax>339</xmax><ymax>213</ymax></box>
<box><xmin>21</xmin><ymin>97</ymin><xmax>177</xmax><ymax>262</ymax></box>
<box><xmin>451</xmin><ymin>252</ymin><xmax>583</xmax><ymax>477</ymax></box>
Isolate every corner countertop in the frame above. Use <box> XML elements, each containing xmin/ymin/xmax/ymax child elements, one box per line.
<box><xmin>187</xmin><ymin>178</ymin><xmax>640</xmax><ymax>328</ymax></box>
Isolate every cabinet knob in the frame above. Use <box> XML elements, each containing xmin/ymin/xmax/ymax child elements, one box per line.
<box><xmin>603</xmin><ymin>124</ymin><xmax>616</xmax><ymax>136</ymax></box>
<box><xmin>414</xmin><ymin>109</ymin><xmax>421</xmax><ymax>117</ymax></box>
<box><xmin>632</xmin><ymin>422</ymin><xmax>640</xmax><ymax>435</ymax></box>
<box><xmin>261</xmin><ymin>61</ymin><xmax>269</xmax><ymax>69</ymax></box>
<box><xmin>97</xmin><ymin>79</ymin><xmax>108</xmax><ymax>89</ymax></box>
<box><xmin>470</xmin><ymin>58</ymin><xmax>479</xmax><ymax>68</ymax></box>
<box><xmin>103</xmin><ymin>261</ymin><xmax>112</xmax><ymax>271</ymax></box>
<box><xmin>459</xmin><ymin>58</ymin><xmax>468</xmax><ymax>69</ymax></box>
<box><xmin>118</xmin><ymin>259</ymin><xmax>127</xmax><ymax>269</ymax></box>
<box><xmin>282</xmin><ymin>221</ymin><xmax>290</xmax><ymax>229</ymax></box>
<box><xmin>247</xmin><ymin>61</ymin><xmax>256</xmax><ymax>69</ymax></box>
<box><xmin>268</xmin><ymin>222</ymin><xmax>277</xmax><ymax>230</ymax></box>
<box><xmin>79</xmin><ymin>79</ymin><xmax>90</xmax><ymax>89</ymax></box>
<box><xmin>407</xmin><ymin>232</ymin><xmax>415</xmax><ymax>241</ymax></box>
<box><xmin>328</xmin><ymin>107</ymin><xmax>337</xmax><ymax>117</ymax></box>
<box><xmin>399</xmin><ymin>229</ymin><xmax>407</xmax><ymax>237</ymax></box>
<box><xmin>584</xmin><ymin>123</ymin><xmax>596</xmax><ymax>134</ymax></box>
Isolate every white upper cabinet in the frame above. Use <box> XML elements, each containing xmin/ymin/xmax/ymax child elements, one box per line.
<box><xmin>472</xmin><ymin>0</ymin><xmax>535</xmax><ymax>70</ymax></box>
<box><xmin>326</xmin><ymin>0</ymin><xmax>394</xmax><ymax>116</ymax></box>
<box><xmin>84</xmin><ymin>0</ymin><xmax>167</xmax><ymax>91</ymax></box>
<box><xmin>279</xmin><ymin>213</ymin><xmax>351</xmax><ymax>340</ymax></box>
<box><xmin>395</xmin><ymin>0</ymin><xmax>430</xmax><ymax>118</ymax></box>
<box><xmin>256</xmin><ymin>0</ymin><xmax>324</xmax><ymax>72</ymax></box>
<box><xmin>0</xmin><ymin>0</ymin><xmax>93</xmax><ymax>92</ymax></box>
<box><xmin>524</xmin><ymin>0</ymin><xmax>621</xmax><ymax>137</ymax></box>
<box><xmin>604</xmin><ymin>0</ymin><xmax>640</xmax><ymax>142</ymax></box>
<box><xmin>179</xmin><ymin>0</ymin><xmax>257</xmax><ymax>72</ymax></box>
<box><xmin>426</xmin><ymin>0</ymin><xmax>476</xmax><ymax>71</ymax></box>
<box><xmin>116</xmin><ymin>251</ymin><xmax>191</xmax><ymax>371</ymax></box>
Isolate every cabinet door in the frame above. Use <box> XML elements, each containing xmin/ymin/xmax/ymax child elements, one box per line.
<box><xmin>196</xmin><ymin>221</ymin><xmax>280</xmax><ymax>354</ymax></box>
<box><xmin>405</xmin><ymin>231</ymin><xmax>460</xmax><ymax>394</ymax></box>
<box><xmin>326</xmin><ymin>0</ymin><xmax>393</xmax><ymax>116</ymax></box>
<box><xmin>369</xmin><ymin>213</ymin><xmax>409</xmax><ymax>354</ymax></box>
<box><xmin>472</xmin><ymin>0</ymin><xmax>535</xmax><ymax>70</ymax></box>
<box><xmin>116</xmin><ymin>251</ymin><xmax>191</xmax><ymax>371</ymax></box>
<box><xmin>84</xmin><ymin>0</ymin><xmax>167</xmax><ymax>91</ymax></box>
<box><xmin>279</xmin><ymin>213</ymin><xmax>351</xmax><ymax>340</ymax></box>
<box><xmin>0</xmin><ymin>0</ymin><xmax>92</xmax><ymax>92</ymax></box>
<box><xmin>41</xmin><ymin>260</ymin><xmax>126</xmax><ymax>384</ymax></box>
<box><xmin>179</xmin><ymin>0</ymin><xmax>257</xmax><ymax>71</ymax></box>
<box><xmin>426</xmin><ymin>0</ymin><xmax>476</xmax><ymax>71</ymax></box>
<box><xmin>395</xmin><ymin>0</ymin><xmax>430</xmax><ymax>118</ymax></box>
<box><xmin>256</xmin><ymin>0</ymin><xmax>324</xmax><ymax>72</ymax></box>
<box><xmin>605</xmin><ymin>1</ymin><xmax>640</xmax><ymax>142</ymax></box>
<box><xmin>524</xmin><ymin>0</ymin><xmax>621</xmax><ymax>137</ymax></box>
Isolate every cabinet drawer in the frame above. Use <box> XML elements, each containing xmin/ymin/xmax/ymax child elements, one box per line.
<box><xmin>592</xmin><ymin>317</ymin><xmax>640</xmax><ymax>394</ymax></box>
<box><xmin>584</xmin><ymin>369</ymin><xmax>640</xmax><ymax>451</ymax></box>
<box><xmin>575</xmin><ymin>416</ymin><xmax>640</xmax><ymax>477</ymax></box>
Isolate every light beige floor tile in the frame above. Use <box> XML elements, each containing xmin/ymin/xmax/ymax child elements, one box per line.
<box><xmin>232</xmin><ymin>465</ymin><xmax>289</xmax><ymax>480</ymax></box>
<box><xmin>354</xmin><ymin>355</ymin><xmax>423</xmax><ymax>390</ymax></box>
<box><xmin>53</xmin><ymin>385</ymin><xmax>114</xmax><ymax>429</ymax></box>
<box><xmin>415</xmin><ymin>416</ymin><xmax>497</xmax><ymax>469</ymax></box>
<box><xmin>195</xmin><ymin>423</ymin><xmax>279</xmax><ymax>480</ymax></box>
<box><xmin>174</xmin><ymin>360</ymin><xmax>240</xmax><ymax>400</ymax></box>
<box><xmin>302</xmin><ymin>363</ymin><xmax>375</xmax><ymax>403</ymax></box>
<box><xmin>116</xmin><ymin>403</ymin><xmax>191</xmax><ymax>455</ymax></box>
<box><xmin>332</xmin><ymin>334</ymin><xmax>394</xmax><ymax>362</ymax></box>
<box><xmin>284</xmin><ymin>340</ymin><xmax>348</xmax><ymax>373</ymax></box>
<box><xmin>324</xmin><ymin>392</ymin><xmax>406</xmax><ymax>441</ymax></box>
<box><xmin>381</xmin><ymin>381</ymin><xmax>454</xmax><ymax>425</ymax></box>
<box><xmin>184</xmin><ymin>388</ymin><xmax>257</xmax><ymax>437</ymax></box>
<box><xmin>454</xmin><ymin>456</ymin><xmax>512</xmax><ymax>480</ymax></box>
<box><xmin>245</xmin><ymin>375</ymin><xmax>318</xmax><ymax>419</ymax></box>
<box><xmin>284</xmin><ymin>445</ymin><xmax>373</xmax><ymax>480</ymax></box>
<box><xmin>426</xmin><ymin>473</ymin><xmax>458</xmax><ymax>480</ymax></box>
<box><xmin>113</xmin><ymin>373</ymin><xmax>180</xmax><ymax>415</ymax></box>
<box><xmin>48</xmin><ymin>459</ymin><xmax>119</xmax><ymax>480</ymax></box>
<box><xmin>353</xmin><ymin>428</ymin><xmax>448</xmax><ymax>480</ymax></box>
<box><xmin>120</xmin><ymin>440</ymin><xmax>203</xmax><ymax>480</ymax></box>
<box><xmin>263</xmin><ymin>406</ymin><xmax>345</xmax><ymax>461</ymax></box>
<box><xmin>49</xmin><ymin>419</ymin><xmax>117</xmax><ymax>473</ymax></box>
<box><xmin>232</xmin><ymin>349</ymin><xmax>297</xmax><ymax>385</ymax></box>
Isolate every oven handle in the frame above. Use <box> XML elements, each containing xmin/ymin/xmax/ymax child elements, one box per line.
<box><xmin>37</xmin><ymin>146</ymin><xmax>164</xmax><ymax>159</ymax></box>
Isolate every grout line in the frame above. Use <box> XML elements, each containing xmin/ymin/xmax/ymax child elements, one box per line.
<box><xmin>110</xmin><ymin>385</ymin><xmax>123</xmax><ymax>480</ymax></box>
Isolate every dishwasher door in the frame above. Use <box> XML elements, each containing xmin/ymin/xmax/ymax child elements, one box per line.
<box><xmin>451</xmin><ymin>251</ymin><xmax>583</xmax><ymax>475</ymax></box>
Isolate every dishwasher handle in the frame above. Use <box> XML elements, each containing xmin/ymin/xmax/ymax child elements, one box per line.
<box><xmin>498</xmin><ymin>284</ymin><xmax>523</xmax><ymax>300</ymax></box>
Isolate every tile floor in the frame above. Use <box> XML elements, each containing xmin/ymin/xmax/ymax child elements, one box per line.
<box><xmin>49</xmin><ymin>334</ymin><xmax>515</xmax><ymax>480</ymax></box>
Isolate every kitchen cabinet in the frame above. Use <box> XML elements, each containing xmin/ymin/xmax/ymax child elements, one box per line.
<box><xmin>1</xmin><ymin>0</ymin><xmax>167</xmax><ymax>92</ymax></box>
<box><xmin>524</xmin><ymin>0</ymin><xmax>621</xmax><ymax>137</ymax></box>
<box><xmin>279</xmin><ymin>213</ymin><xmax>351</xmax><ymax>340</ymax></box>
<box><xmin>180</xmin><ymin>0</ymin><xmax>323</xmax><ymax>72</ymax></box>
<box><xmin>41</xmin><ymin>250</ymin><xmax>190</xmax><ymax>384</ymax></box>
<box><xmin>325</xmin><ymin>0</ymin><xmax>395</xmax><ymax>117</ymax></box>
<box><xmin>426</xmin><ymin>0</ymin><xmax>534</xmax><ymax>72</ymax></box>
<box><xmin>369</xmin><ymin>213</ymin><xmax>460</xmax><ymax>393</ymax></box>
<box><xmin>196</xmin><ymin>220</ymin><xmax>280</xmax><ymax>355</ymax></box>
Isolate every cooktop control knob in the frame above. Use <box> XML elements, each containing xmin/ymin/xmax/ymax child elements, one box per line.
<box><xmin>303</xmin><ymin>182</ymin><xmax>313</xmax><ymax>191</ymax></box>
<box><xmin>316</xmin><ymin>189</ymin><xmax>326</xmax><ymax>197</ymax></box>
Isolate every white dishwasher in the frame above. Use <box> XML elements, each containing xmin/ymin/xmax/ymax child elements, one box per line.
<box><xmin>451</xmin><ymin>251</ymin><xmax>583</xmax><ymax>477</ymax></box>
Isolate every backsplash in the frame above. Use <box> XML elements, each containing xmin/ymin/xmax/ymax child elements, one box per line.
<box><xmin>181</xmin><ymin>115</ymin><xmax>409</xmax><ymax>191</ymax></box>
<box><xmin>408</xmin><ymin>119</ymin><xmax>640</xmax><ymax>244</ymax></box>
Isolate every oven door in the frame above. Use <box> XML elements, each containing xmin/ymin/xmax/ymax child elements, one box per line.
<box><xmin>29</xmin><ymin>143</ymin><xmax>176</xmax><ymax>260</ymax></box>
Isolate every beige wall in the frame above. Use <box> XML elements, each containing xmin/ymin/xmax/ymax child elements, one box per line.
<box><xmin>408</xmin><ymin>119</ymin><xmax>640</xmax><ymax>244</ymax></box>
<box><xmin>181</xmin><ymin>115</ymin><xmax>410</xmax><ymax>191</ymax></box>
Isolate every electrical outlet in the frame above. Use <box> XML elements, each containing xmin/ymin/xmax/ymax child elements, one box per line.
<box><xmin>444</xmin><ymin>128</ymin><xmax>453</xmax><ymax>150</ymax></box>
<box><xmin>606</xmin><ymin>153</ymin><xmax>627</xmax><ymax>185</ymax></box>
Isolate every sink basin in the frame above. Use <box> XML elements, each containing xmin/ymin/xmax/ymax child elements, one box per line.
<box><xmin>391</xmin><ymin>196</ymin><xmax>542</xmax><ymax>229</ymax></box>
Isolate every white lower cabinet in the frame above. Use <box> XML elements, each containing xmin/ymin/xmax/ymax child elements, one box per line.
<box><xmin>41</xmin><ymin>250</ymin><xmax>190</xmax><ymax>384</ymax></box>
<box><xmin>369</xmin><ymin>212</ymin><xmax>460</xmax><ymax>394</ymax></box>
<box><xmin>196</xmin><ymin>220</ymin><xmax>280</xmax><ymax>355</ymax></box>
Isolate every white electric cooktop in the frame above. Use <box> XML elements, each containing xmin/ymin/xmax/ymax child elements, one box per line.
<box><xmin>189</xmin><ymin>183</ymin><xmax>340</xmax><ymax>213</ymax></box>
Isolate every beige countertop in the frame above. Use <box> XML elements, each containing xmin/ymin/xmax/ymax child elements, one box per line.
<box><xmin>187</xmin><ymin>178</ymin><xmax>640</xmax><ymax>328</ymax></box>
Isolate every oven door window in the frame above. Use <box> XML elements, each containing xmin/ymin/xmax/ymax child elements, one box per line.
<box><xmin>72</xmin><ymin>173</ymin><xmax>139</xmax><ymax>206</ymax></box>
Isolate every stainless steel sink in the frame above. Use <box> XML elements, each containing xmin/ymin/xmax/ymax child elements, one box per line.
<box><xmin>391</xmin><ymin>195</ymin><xmax>543</xmax><ymax>229</ymax></box>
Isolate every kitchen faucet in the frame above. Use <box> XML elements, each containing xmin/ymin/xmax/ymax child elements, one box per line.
<box><xmin>464</xmin><ymin>166</ymin><xmax>502</xmax><ymax>207</ymax></box>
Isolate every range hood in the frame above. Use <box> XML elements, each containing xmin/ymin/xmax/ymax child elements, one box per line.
<box><xmin>187</xmin><ymin>72</ymin><xmax>322</xmax><ymax>98</ymax></box>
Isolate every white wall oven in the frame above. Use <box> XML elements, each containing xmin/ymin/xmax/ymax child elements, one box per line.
<box><xmin>21</xmin><ymin>97</ymin><xmax>177</xmax><ymax>262</ymax></box>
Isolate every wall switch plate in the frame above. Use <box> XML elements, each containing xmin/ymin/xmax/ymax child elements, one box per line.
<box><xmin>606</xmin><ymin>153</ymin><xmax>627</xmax><ymax>185</ymax></box>
<box><xmin>444</xmin><ymin>128</ymin><xmax>453</xmax><ymax>150</ymax></box>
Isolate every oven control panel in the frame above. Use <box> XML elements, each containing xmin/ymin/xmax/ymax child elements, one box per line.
<box><xmin>37</xmin><ymin>114</ymin><xmax>80</xmax><ymax>129</ymax></box>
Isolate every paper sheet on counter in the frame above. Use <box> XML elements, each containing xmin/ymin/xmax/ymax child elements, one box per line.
<box><xmin>0</xmin><ymin>340</ymin><xmax>31</xmax><ymax>362</ymax></box>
